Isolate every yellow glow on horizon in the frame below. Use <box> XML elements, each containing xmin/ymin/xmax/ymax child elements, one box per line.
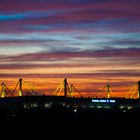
<box><xmin>0</xmin><ymin>76</ymin><xmax>139</xmax><ymax>98</ymax></box>
<box><xmin>0</xmin><ymin>65</ymin><xmax>140</xmax><ymax>74</ymax></box>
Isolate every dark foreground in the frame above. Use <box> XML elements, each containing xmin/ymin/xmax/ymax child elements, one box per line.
<box><xmin>0</xmin><ymin>109</ymin><xmax>140</xmax><ymax>140</ymax></box>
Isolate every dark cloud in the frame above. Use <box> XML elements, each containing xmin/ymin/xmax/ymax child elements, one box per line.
<box><xmin>0</xmin><ymin>63</ymin><xmax>95</xmax><ymax>70</ymax></box>
<box><xmin>0</xmin><ymin>39</ymin><xmax>68</xmax><ymax>46</ymax></box>
<box><xmin>0</xmin><ymin>48</ymin><xmax>140</xmax><ymax>62</ymax></box>
<box><xmin>112</xmin><ymin>39</ymin><xmax>140</xmax><ymax>46</ymax></box>
<box><xmin>0</xmin><ymin>71</ymin><xmax>140</xmax><ymax>78</ymax></box>
<box><xmin>0</xmin><ymin>0</ymin><xmax>140</xmax><ymax>33</ymax></box>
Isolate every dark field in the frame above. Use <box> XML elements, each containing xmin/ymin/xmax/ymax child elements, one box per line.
<box><xmin>0</xmin><ymin>109</ymin><xmax>139</xmax><ymax>140</ymax></box>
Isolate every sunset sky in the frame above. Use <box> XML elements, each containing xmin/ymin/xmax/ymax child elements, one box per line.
<box><xmin>0</xmin><ymin>0</ymin><xmax>140</xmax><ymax>98</ymax></box>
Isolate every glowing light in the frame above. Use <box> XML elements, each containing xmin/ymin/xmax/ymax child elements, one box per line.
<box><xmin>74</xmin><ymin>108</ymin><xmax>77</xmax><ymax>112</ymax></box>
<box><xmin>110</xmin><ymin>100</ymin><xmax>116</xmax><ymax>103</ymax></box>
<box><xmin>100</xmin><ymin>99</ymin><xmax>107</xmax><ymax>103</ymax></box>
<box><xmin>19</xmin><ymin>91</ymin><xmax>22</xmax><ymax>96</ymax></box>
<box><xmin>119</xmin><ymin>105</ymin><xmax>124</xmax><ymax>109</ymax></box>
<box><xmin>92</xmin><ymin>99</ymin><xmax>100</xmax><ymax>102</ymax></box>
<box><xmin>123</xmin><ymin>109</ymin><xmax>126</xmax><ymax>113</ymax></box>
<box><xmin>44</xmin><ymin>103</ymin><xmax>51</xmax><ymax>109</ymax></box>
<box><xmin>127</xmin><ymin>106</ymin><xmax>133</xmax><ymax>110</ymax></box>
<box><xmin>97</xmin><ymin>105</ymin><xmax>102</xmax><ymax>108</ymax></box>
<box><xmin>92</xmin><ymin>99</ymin><xmax>116</xmax><ymax>103</ymax></box>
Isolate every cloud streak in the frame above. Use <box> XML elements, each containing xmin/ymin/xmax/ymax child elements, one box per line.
<box><xmin>0</xmin><ymin>0</ymin><xmax>140</xmax><ymax>33</ymax></box>
<box><xmin>1</xmin><ymin>48</ymin><xmax>139</xmax><ymax>62</ymax></box>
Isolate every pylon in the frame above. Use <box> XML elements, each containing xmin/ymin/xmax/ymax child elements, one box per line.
<box><xmin>138</xmin><ymin>81</ymin><xmax>140</xmax><ymax>99</ymax></box>
<box><xmin>69</xmin><ymin>84</ymin><xmax>73</xmax><ymax>97</ymax></box>
<box><xmin>1</xmin><ymin>83</ymin><xmax>6</xmax><ymax>98</ymax></box>
<box><xmin>19</xmin><ymin>78</ymin><xmax>23</xmax><ymax>96</ymax></box>
<box><xmin>107</xmin><ymin>84</ymin><xmax>111</xmax><ymax>98</ymax></box>
<box><xmin>64</xmin><ymin>78</ymin><xmax>67</xmax><ymax>97</ymax></box>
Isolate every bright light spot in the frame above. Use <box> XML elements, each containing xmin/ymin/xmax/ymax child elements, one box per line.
<box><xmin>104</xmin><ymin>106</ymin><xmax>110</xmax><ymax>109</ymax></box>
<box><xmin>110</xmin><ymin>100</ymin><xmax>116</xmax><ymax>103</ymax></box>
<box><xmin>92</xmin><ymin>99</ymin><xmax>116</xmax><ymax>103</ymax></box>
<box><xmin>120</xmin><ymin>105</ymin><xmax>124</xmax><ymax>109</ymax></box>
<box><xmin>45</xmin><ymin>103</ymin><xmax>51</xmax><ymax>109</ymax></box>
<box><xmin>92</xmin><ymin>99</ymin><xmax>99</xmax><ymax>103</ymax></box>
<box><xmin>127</xmin><ymin>106</ymin><xmax>133</xmax><ymax>110</ymax></box>
<box><xmin>100</xmin><ymin>99</ymin><xmax>106</xmax><ymax>103</ymax></box>
<box><xmin>97</xmin><ymin>105</ymin><xmax>102</xmax><ymax>109</ymax></box>
<box><xmin>123</xmin><ymin>110</ymin><xmax>126</xmax><ymax>113</ymax></box>
<box><xmin>74</xmin><ymin>108</ymin><xmax>77</xmax><ymax>112</ymax></box>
